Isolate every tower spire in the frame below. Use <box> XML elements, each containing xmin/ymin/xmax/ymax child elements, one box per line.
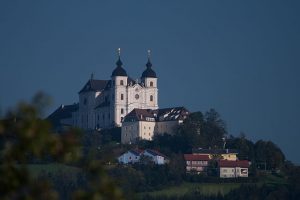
<box><xmin>146</xmin><ymin>49</ymin><xmax>152</xmax><ymax>68</ymax></box>
<box><xmin>116</xmin><ymin>48</ymin><xmax>123</xmax><ymax>67</ymax></box>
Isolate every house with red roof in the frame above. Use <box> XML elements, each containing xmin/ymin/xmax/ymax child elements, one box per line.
<box><xmin>218</xmin><ymin>160</ymin><xmax>250</xmax><ymax>178</ymax></box>
<box><xmin>184</xmin><ymin>154</ymin><xmax>210</xmax><ymax>174</ymax></box>
<box><xmin>118</xmin><ymin>149</ymin><xmax>144</xmax><ymax>164</ymax></box>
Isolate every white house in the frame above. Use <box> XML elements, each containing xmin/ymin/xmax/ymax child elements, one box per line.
<box><xmin>218</xmin><ymin>160</ymin><xmax>250</xmax><ymax>178</ymax></box>
<box><xmin>143</xmin><ymin>149</ymin><xmax>167</xmax><ymax>165</ymax></box>
<box><xmin>118</xmin><ymin>149</ymin><xmax>167</xmax><ymax>165</ymax></box>
<box><xmin>117</xmin><ymin>149</ymin><xmax>143</xmax><ymax>164</ymax></box>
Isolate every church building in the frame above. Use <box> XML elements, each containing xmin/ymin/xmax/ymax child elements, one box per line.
<box><xmin>47</xmin><ymin>49</ymin><xmax>189</xmax><ymax>143</ymax></box>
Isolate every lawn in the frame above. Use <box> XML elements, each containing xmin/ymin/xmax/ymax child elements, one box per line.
<box><xmin>140</xmin><ymin>182</ymin><xmax>242</xmax><ymax>198</ymax></box>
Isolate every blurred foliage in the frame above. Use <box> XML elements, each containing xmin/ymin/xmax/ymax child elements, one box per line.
<box><xmin>0</xmin><ymin>93</ymin><xmax>123</xmax><ymax>200</ymax></box>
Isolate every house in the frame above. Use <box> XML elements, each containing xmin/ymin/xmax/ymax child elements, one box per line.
<box><xmin>117</xmin><ymin>149</ymin><xmax>143</xmax><ymax>164</ymax></box>
<box><xmin>121</xmin><ymin>107</ymin><xmax>189</xmax><ymax>144</ymax></box>
<box><xmin>218</xmin><ymin>160</ymin><xmax>250</xmax><ymax>178</ymax></box>
<box><xmin>143</xmin><ymin>149</ymin><xmax>167</xmax><ymax>165</ymax></box>
<box><xmin>118</xmin><ymin>149</ymin><xmax>167</xmax><ymax>165</ymax></box>
<box><xmin>193</xmin><ymin>149</ymin><xmax>239</xmax><ymax>161</ymax></box>
<box><xmin>184</xmin><ymin>154</ymin><xmax>210</xmax><ymax>174</ymax></box>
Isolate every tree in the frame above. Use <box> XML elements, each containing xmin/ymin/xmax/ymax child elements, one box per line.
<box><xmin>0</xmin><ymin>93</ymin><xmax>123</xmax><ymax>200</ymax></box>
<box><xmin>254</xmin><ymin>140</ymin><xmax>285</xmax><ymax>170</ymax></box>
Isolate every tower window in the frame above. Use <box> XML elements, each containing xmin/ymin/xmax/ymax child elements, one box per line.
<box><xmin>83</xmin><ymin>98</ymin><xmax>87</xmax><ymax>105</ymax></box>
<box><xmin>150</xmin><ymin>95</ymin><xmax>153</xmax><ymax>102</ymax></box>
<box><xmin>120</xmin><ymin>80</ymin><xmax>124</xmax><ymax>85</ymax></box>
<box><xmin>121</xmin><ymin>94</ymin><xmax>124</xmax><ymax>100</ymax></box>
<box><xmin>121</xmin><ymin>108</ymin><xmax>124</xmax><ymax>114</ymax></box>
<box><xmin>150</xmin><ymin>81</ymin><xmax>153</xmax><ymax>87</ymax></box>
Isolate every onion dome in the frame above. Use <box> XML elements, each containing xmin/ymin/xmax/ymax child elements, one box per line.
<box><xmin>141</xmin><ymin>50</ymin><xmax>157</xmax><ymax>78</ymax></box>
<box><xmin>111</xmin><ymin>48</ymin><xmax>127</xmax><ymax>77</ymax></box>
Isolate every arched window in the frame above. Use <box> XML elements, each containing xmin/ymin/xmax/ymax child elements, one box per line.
<box><xmin>150</xmin><ymin>81</ymin><xmax>153</xmax><ymax>87</ymax></box>
<box><xmin>150</xmin><ymin>95</ymin><xmax>153</xmax><ymax>102</ymax></box>
<box><xmin>120</xmin><ymin>80</ymin><xmax>124</xmax><ymax>85</ymax></box>
<box><xmin>121</xmin><ymin>108</ymin><xmax>124</xmax><ymax>114</ymax></box>
<box><xmin>121</xmin><ymin>93</ymin><xmax>124</xmax><ymax>100</ymax></box>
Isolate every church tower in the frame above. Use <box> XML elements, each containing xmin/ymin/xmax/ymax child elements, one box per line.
<box><xmin>111</xmin><ymin>48</ymin><xmax>128</xmax><ymax>126</ymax></box>
<box><xmin>141</xmin><ymin>50</ymin><xmax>158</xmax><ymax>109</ymax></box>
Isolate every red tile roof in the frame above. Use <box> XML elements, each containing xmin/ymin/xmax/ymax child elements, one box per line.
<box><xmin>184</xmin><ymin>154</ymin><xmax>210</xmax><ymax>161</ymax></box>
<box><xmin>218</xmin><ymin>160</ymin><xmax>249</xmax><ymax>168</ymax></box>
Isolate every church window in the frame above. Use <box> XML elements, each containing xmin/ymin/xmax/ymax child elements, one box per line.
<box><xmin>120</xmin><ymin>80</ymin><xmax>124</xmax><ymax>85</ymax></box>
<box><xmin>83</xmin><ymin>98</ymin><xmax>87</xmax><ymax>105</ymax></box>
<box><xmin>135</xmin><ymin>94</ymin><xmax>139</xmax><ymax>99</ymax></box>
<box><xmin>121</xmin><ymin>94</ymin><xmax>124</xmax><ymax>100</ymax></box>
<box><xmin>150</xmin><ymin>95</ymin><xmax>153</xmax><ymax>101</ymax></box>
<box><xmin>121</xmin><ymin>108</ymin><xmax>124</xmax><ymax>114</ymax></box>
<box><xmin>150</xmin><ymin>81</ymin><xmax>153</xmax><ymax>87</ymax></box>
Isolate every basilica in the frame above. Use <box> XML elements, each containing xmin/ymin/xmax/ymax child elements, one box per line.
<box><xmin>47</xmin><ymin>49</ymin><xmax>189</xmax><ymax>143</ymax></box>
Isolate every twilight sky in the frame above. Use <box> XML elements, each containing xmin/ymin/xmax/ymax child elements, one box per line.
<box><xmin>0</xmin><ymin>1</ymin><xmax>299</xmax><ymax>163</ymax></box>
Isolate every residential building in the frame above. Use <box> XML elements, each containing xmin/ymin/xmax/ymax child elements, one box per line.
<box><xmin>117</xmin><ymin>149</ymin><xmax>143</xmax><ymax>164</ymax></box>
<box><xmin>218</xmin><ymin>160</ymin><xmax>250</xmax><ymax>178</ymax></box>
<box><xmin>193</xmin><ymin>149</ymin><xmax>239</xmax><ymax>161</ymax></box>
<box><xmin>118</xmin><ymin>149</ymin><xmax>167</xmax><ymax>165</ymax></box>
<box><xmin>184</xmin><ymin>154</ymin><xmax>210</xmax><ymax>174</ymax></box>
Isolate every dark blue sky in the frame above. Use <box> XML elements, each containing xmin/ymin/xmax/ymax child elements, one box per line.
<box><xmin>1</xmin><ymin>1</ymin><xmax>299</xmax><ymax>163</ymax></box>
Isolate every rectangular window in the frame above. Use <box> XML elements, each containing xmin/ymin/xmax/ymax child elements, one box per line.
<box><xmin>121</xmin><ymin>108</ymin><xmax>124</xmax><ymax>114</ymax></box>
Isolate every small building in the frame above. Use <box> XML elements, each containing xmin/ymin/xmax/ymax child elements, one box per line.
<box><xmin>184</xmin><ymin>154</ymin><xmax>210</xmax><ymax>174</ymax></box>
<box><xmin>121</xmin><ymin>107</ymin><xmax>189</xmax><ymax>144</ymax></box>
<box><xmin>118</xmin><ymin>149</ymin><xmax>167</xmax><ymax>165</ymax></box>
<box><xmin>143</xmin><ymin>149</ymin><xmax>167</xmax><ymax>165</ymax></box>
<box><xmin>218</xmin><ymin>160</ymin><xmax>250</xmax><ymax>178</ymax></box>
<box><xmin>193</xmin><ymin>149</ymin><xmax>239</xmax><ymax>161</ymax></box>
<box><xmin>117</xmin><ymin>149</ymin><xmax>143</xmax><ymax>164</ymax></box>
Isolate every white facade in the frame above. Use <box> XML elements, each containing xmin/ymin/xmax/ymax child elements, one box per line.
<box><xmin>118</xmin><ymin>150</ymin><xmax>141</xmax><ymax>164</ymax></box>
<box><xmin>219</xmin><ymin>167</ymin><xmax>249</xmax><ymax>178</ymax></box>
<box><xmin>143</xmin><ymin>149</ymin><xmax>166</xmax><ymax>165</ymax></box>
<box><xmin>121</xmin><ymin>107</ymin><xmax>189</xmax><ymax>144</ymax></box>
<box><xmin>118</xmin><ymin>149</ymin><xmax>167</xmax><ymax>165</ymax></box>
<box><xmin>71</xmin><ymin>54</ymin><xmax>159</xmax><ymax>131</ymax></box>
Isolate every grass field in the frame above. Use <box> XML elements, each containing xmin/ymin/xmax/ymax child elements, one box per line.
<box><xmin>140</xmin><ymin>182</ymin><xmax>242</xmax><ymax>198</ymax></box>
<box><xmin>140</xmin><ymin>174</ymin><xmax>287</xmax><ymax>198</ymax></box>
